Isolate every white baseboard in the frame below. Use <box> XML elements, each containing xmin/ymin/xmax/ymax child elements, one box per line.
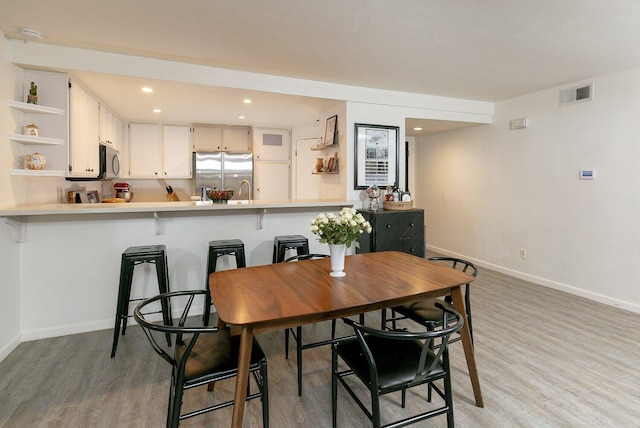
<box><xmin>19</xmin><ymin>303</ymin><xmax>208</xmax><ymax>342</ymax></box>
<box><xmin>0</xmin><ymin>334</ymin><xmax>21</xmax><ymax>363</ymax></box>
<box><xmin>21</xmin><ymin>319</ymin><xmax>114</xmax><ymax>342</ymax></box>
<box><xmin>428</xmin><ymin>245</ymin><xmax>640</xmax><ymax>315</ymax></box>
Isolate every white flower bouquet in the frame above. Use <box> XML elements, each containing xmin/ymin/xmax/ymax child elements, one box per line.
<box><xmin>310</xmin><ymin>207</ymin><xmax>372</xmax><ymax>248</ymax></box>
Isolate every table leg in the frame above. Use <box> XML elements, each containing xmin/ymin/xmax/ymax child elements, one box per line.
<box><xmin>231</xmin><ymin>325</ymin><xmax>254</xmax><ymax>428</ymax></box>
<box><xmin>450</xmin><ymin>286</ymin><xmax>484</xmax><ymax>408</ymax></box>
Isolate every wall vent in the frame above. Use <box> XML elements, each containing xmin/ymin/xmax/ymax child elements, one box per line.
<box><xmin>560</xmin><ymin>83</ymin><xmax>593</xmax><ymax>105</ymax></box>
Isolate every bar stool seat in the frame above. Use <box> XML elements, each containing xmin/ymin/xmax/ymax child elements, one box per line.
<box><xmin>204</xmin><ymin>239</ymin><xmax>246</xmax><ymax>324</ymax></box>
<box><xmin>111</xmin><ymin>245</ymin><xmax>171</xmax><ymax>358</ymax></box>
<box><xmin>272</xmin><ymin>235</ymin><xmax>309</xmax><ymax>263</ymax></box>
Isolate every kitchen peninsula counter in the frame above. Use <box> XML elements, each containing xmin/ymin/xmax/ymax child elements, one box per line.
<box><xmin>1</xmin><ymin>198</ymin><xmax>358</xmax><ymax>343</ymax></box>
<box><xmin>0</xmin><ymin>198</ymin><xmax>355</xmax><ymax>217</ymax></box>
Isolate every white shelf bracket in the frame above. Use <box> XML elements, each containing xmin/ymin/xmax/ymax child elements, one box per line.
<box><xmin>154</xmin><ymin>212</ymin><xmax>164</xmax><ymax>235</ymax></box>
<box><xmin>258</xmin><ymin>209</ymin><xmax>267</xmax><ymax>230</ymax></box>
<box><xmin>3</xmin><ymin>216</ymin><xmax>26</xmax><ymax>243</ymax></box>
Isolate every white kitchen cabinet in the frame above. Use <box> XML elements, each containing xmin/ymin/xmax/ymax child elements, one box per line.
<box><xmin>193</xmin><ymin>125</ymin><xmax>250</xmax><ymax>152</ymax></box>
<box><xmin>222</xmin><ymin>126</ymin><xmax>251</xmax><ymax>152</ymax></box>
<box><xmin>129</xmin><ymin>123</ymin><xmax>192</xmax><ymax>178</ymax></box>
<box><xmin>112</xmin><ymin>115</ymin><xmax>123</xmax><ymax>151</ymax></box>
<box><xmin>254</xmin><ymin>160</ymin><xmax>290</xmax><ymax>200</ymax></box>
<box><xmin>162</xmin><ymin>125</ymin><xmax>192</xmax><ymax>177</ymax></box>
<box><xmin>99</xmin><ymin>103</ymin><xmax>113</xmax><ymax>145</ymax></box>
<box><xmin>69</xmin><ymin>81</ymin><xmax>100</xmax><ymax>177</ymax></box>
<box><xmin>253</xmin><ymin>127</ymin><xmax>290</xmax><ymax>161</ymax></box>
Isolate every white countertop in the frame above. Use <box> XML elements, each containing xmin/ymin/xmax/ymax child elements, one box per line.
<box><xmin>0</xmin><ymin>199</ymin><xmax>356</xmax><ymax>217</ymax></box>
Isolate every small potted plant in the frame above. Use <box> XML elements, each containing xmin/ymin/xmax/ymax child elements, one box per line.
<box><xmin>27</xmin><ymin>82</ymin><xmax>38</xmax><ymax>105</ymax></box>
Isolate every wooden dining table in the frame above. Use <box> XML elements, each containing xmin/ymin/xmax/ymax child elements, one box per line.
<box><xmin>209</xmin><ymin>250</ymin><xmax>483</xmax><ymax>427</ymax></box>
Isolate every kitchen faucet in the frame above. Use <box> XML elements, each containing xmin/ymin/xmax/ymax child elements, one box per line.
<box><xmin>238</xmin><ymin>180</ymin><xmax>251</xmax><ymax>199</ymax></box>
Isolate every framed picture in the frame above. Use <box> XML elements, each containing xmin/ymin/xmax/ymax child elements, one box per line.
<box><xmin>324</xmin><ymin>115</ymin><xmax>338</xmax><ymax>146</ymax></box>
<box><xmin>354</xmin><ymin>123</ymin><xmax>399</xmax><ymax>190</ymax></box>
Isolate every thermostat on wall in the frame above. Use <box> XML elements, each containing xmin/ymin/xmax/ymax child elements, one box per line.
<box><xmin>579</xmin><ymin>170</ymin><xmax>595</xmax><ymax>180</ymax></box>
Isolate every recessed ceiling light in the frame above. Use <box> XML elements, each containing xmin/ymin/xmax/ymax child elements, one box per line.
<box><xmin>243</xmin><ymin>99</ymin><xmax>252</xmax><ymax>104</ymax></box>
<box><xmin>152</xmin><ymin>108</ymin><xmax>162</xmax><ymax>113</ymax></box>
<box><xmin>238</xmin><ymin>115</ymin><xmax>246</xmax><ymax>119</ymax></box>
<box><xmin>413</xmin><ymin>127</ymin><xmax>423</xmax><ymax>131</ymax></box>
<box><xmin>20</xmin><ymin>28</ymin><xmax>43</xmax><ymax>39</ymax></box>
<box><xmin>141</xmin><ymin>87</ymin><xmax>153</xmax><ymax>93</ymax></box>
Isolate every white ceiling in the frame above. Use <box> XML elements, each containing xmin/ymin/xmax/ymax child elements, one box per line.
<box><xmin>3</xmin><ymin>0</ymin><xmax>640</xmax><ymax>135</ymax></box>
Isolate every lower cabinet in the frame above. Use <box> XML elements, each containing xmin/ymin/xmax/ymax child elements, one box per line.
<box><xmin>356</xmin><ymin>209</ymin><xmax>425</xmax><ymax>257</ymax></box>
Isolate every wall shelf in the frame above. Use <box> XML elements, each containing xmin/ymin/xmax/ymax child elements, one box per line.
<box><xmin>9</xmin><ymin>134</ymin><xmax>65</xmax><ymax>145</ymax></box>
<box><xmin>7</xmin><ymin>100</ymin><xmax>65</xmax><ymax>115</ymax></box>
<box><xmin>311</xmin><ymin>143</ymin><xmax>339</xmax><ymax>151</ymax></box>
<box><xmin>9</xmin><ymin>169</ymin><xmax>66</xmax><ymax>177</ymax></box>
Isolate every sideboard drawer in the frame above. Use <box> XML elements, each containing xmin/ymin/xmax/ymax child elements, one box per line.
<box><xmin>357</xmin><ymin>208</ymin><xmax>425</xmax><ymax>258</ymax></box>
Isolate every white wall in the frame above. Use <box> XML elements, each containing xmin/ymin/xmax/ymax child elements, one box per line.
<box><xmin>0</xmin><ymin>34</ymin><xmax>22</xmax><ymax>361</ymax></box>
<box><xmin>416</xmin><ymin>68</ymin><xmax>640</xmax><ymax>313</ymax></box>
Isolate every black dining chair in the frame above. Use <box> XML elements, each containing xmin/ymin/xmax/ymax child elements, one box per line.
<box><xmin>134</xmin><ymin>290</ymin><xmax>269</xmax><ymax>428</ymax></box>
<box><xmin>282</xmin><ymin>254</ymin><xmax>366</xmax><ymax>396</ymax></box>
<box><xmin>282</xmin><ymin>254</ymin><xmax>336</xmax><ymax>396</ymax></box>
<box><xmin>332</xmin><ymin>303</ymin><xmax>463</xmax><ymax>428</ymax></box>
<box><xmin>382</xmin><ymin>257</ymin><xmax>478</xmax><ymax>345</ymax></box>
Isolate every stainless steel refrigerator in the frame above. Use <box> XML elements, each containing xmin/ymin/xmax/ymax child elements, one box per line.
<box><xmin>193</xmin><ymin>152</ymin><xmax>253</xmax><ymax>200</ymax></box>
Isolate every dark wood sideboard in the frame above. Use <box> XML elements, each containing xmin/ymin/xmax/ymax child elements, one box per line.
<box><xmin>356</xmin><ymin>208</ymin><xmax>425</xmax><ymax>257</ymax></box>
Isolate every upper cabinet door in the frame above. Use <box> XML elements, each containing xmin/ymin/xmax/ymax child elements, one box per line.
<box><xmin>222</xmin><ymin>126</ymin><xmax>251</xmax><ymax>152</ymax></box>
<box><xmin>193</xmin><ymin>125</ymin><xmax>250</xmax><ymax>152</ymax></box>
<box><xmin>193</xmin><ymin>126</ymin><xmax>223</xmax><ymax>151</ymax></box>
<box><xmin>162</xmin><ymin>125</ymin><xmax>192</xmax><ymax>178</ymax></box>
<box><xmin>99</xmin><ymin>103</ymin><xmax>116</xmax><ymax>146</ymax></box>
<box><xmin>69</xmin><ymin>83</ymin><xmax>100</xmax><ymax>177</ymax></box>
<box><xmin>129</xmin><ymin>123</ymin><xmax>162</xmax><ymax>177</ymax></box>
<box><xmin>253</xmin><ymin>127</ymin><xmax>290</xmax><ymax>161</ymax></box>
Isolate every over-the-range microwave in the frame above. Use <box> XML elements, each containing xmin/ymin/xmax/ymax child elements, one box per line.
<box><xmin>66</xmin><ymin>143</ymin><xmax>120</xmax><ymax>181</ymax></box>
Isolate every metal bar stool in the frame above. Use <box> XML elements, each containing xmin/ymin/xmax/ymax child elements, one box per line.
<box><xmin>272</xmin><ymin>235</ymin><xmax>309</xmax><ymax>263</ymax></box>
<box><xmin>204</xmin><ymin>239</ymin><xmax>246</xmax><ymax>325</ymax></box>
<box><xmin>111</xmin><ymin>245</ymin><xmax>172</xmax><ymax>358</ymax></box>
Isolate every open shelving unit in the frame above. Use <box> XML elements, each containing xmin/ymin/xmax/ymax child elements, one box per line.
<box><xmin>6</xmin><ymin>71</ymin><xmax>69</xmax><ymax>177</ymax></box>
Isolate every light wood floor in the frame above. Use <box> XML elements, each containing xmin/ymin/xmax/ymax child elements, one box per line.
<box><xmin>2</xmin><ymin>264</ymin><xmax>640</xmax><ymax>427</ymax></box>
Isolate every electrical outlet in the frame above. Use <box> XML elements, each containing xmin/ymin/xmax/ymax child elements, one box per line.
<box><xmin>520</xmin><ymin>248</ymin><xmax>527</xmax><ymax>259</ymax></box>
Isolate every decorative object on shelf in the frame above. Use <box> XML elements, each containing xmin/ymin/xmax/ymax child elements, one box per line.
<box><xmin>310</xmin><ymin>207</ymin><xmax>372</xmax><ymax>277</ymax></box>
<box><xmin>311</xmin><ymin>137</ymin><xmax>324</xmax><ymax>150</ymax></box>
<box><xmin>383</xmin><ymin>200</ymin><xmax>414</xmax><ymax>211</ymax></box>
<box><xmin>27</xmin><ymin>82</ymin><xmax>38</xmax><ymax>105</ymax></box>
<box><xmin>25</xmin><ymin>152</ymin><xmax>46</xmax><ymax>170</ymax></box>
<box><xmin>206</xmin><ymin>188</ymin><xmax>234</xmax><ymax>203</ymax></box>
<box><xmin>315</xmin><ymin>157</ymin><xmax>324</xmax><ymax>173</ymax></box>
<box><xmin>24</xmin><ymin>123</ymin><xmax>39</xmax><ymax>136</ymax></box>
<box><xmin>324</xmin><ymin>115</ymin><xmax>338</xmax><ymax>147</ymax></box>
<box><xmin>326</xmin><ymin>152</ymin><xmax>339</xmax><ymax>173</ymax></box>
<box><xmin>365</xmin><ymin>185</ymin><xmax>381</xmax><ymax>210</ymax></box>
<box><xmin>354</xmin><ymin>123</ymin><xmax>399</xmax><ymax>190</ymax></box>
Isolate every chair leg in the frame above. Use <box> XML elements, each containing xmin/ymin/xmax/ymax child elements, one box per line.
<box><xmin>331</xmin><ymin>345</ymin><xmax>338</xmax><ymax>428</ymax></box>
<box><xmin>370</xmin><ymin>384</ymin><xmax>382</xmax><ymax>428</ymax></box>
<box><xmin>284</xmin><ymin>329</ymin><xmax>290</xmax><ymax>359</ymax></box>
<box><xmin>443</xmin><ymin>349</ymin><xmax>455</xmax><ymax>428</ymax></box>
<box><xmin>111</xmin><ymin>260</ymin><xmax>131</xmax><ymax>358</ymax></box>
<box><xmin>168</xmin><ymin>370</ymin><xmax>184</xmax><ymax>428</ymax></box>
<box><xmin>296</xmin><ymin>326</ymin><xmax>303</xmax><ymax>396</ymax></box>
<box><xmin>155</xmin><ymin>258</ymin><xmax>172</xmax><ymax>347</ymax></box>
<box><xmin>261</xmin><ymin>361</ymin><xmax>270</xmax><ymax>428</ymax></box>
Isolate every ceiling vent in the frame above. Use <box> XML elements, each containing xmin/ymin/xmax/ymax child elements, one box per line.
<box><xmin>560</xmin><ymin>83</ymin><xmax>593</xmax><ymax>105</ymax></box>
